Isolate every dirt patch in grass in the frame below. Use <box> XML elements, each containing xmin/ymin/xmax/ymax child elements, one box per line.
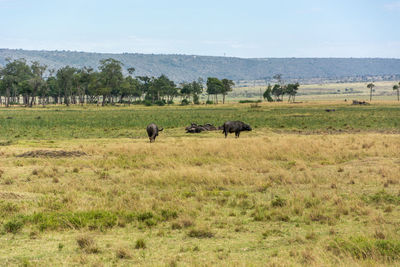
<box><xmin>16</xmin><ymin>150</ymin><xmax>87</xmax><ymax>158</ymax></box>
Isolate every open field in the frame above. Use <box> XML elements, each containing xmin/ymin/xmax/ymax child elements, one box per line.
<box><xmin>231</xmin><ymin>81</ymin><xmax>400</xmax><ymax>101</ymax></box>
<box><xmin>0</xmin><ymin>102</ymin><xmax>400</xmax><ymax>266</ymax></box>
<box><xmin>0</xmin><ymin>102</ymin><xmax>399</xmax><ymax>140</ymax></box>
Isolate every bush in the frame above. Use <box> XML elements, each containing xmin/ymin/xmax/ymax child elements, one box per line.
<box><xmin>132</xmin><ymin>100</ymin><xmax>143</xmax><ymax>105</ymax></box>
<box><xmin>206</xmin><ymin>100</ymin><xmax>214</xmax><ymax>104</ymax></box>
<box><xmin>167</xmin><ymin>100</ymin><xmax>174</xmax><ymax>105</ymax></box>
<box><xmin>239</xmin><ymin>100</ymin><xmax>262</xmax><ymax>103</ymax></box>
<box><xmin>181</xmin><ymin>99</ymin><xmax>190</xmax><ymax>105</ymax></box>
<box><xmin>155</xmin><ymin>100</ymin><xmax>165</xmax><ymax>106</ymax></box>
<box><xmin>143</xmin><ymin>100</ymin><xmax>152</xmax><ymax>106</ymax></box>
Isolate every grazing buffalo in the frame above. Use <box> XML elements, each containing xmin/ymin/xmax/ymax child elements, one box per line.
<box><xmin>222</xmin><ymin>121</ymin><xmax>252</xmax><ymax>138</ymax></box>
<box><xmin>146</xmin><ymin>123</ymin><xmax>163</xmax><ymax>143</ymax></box>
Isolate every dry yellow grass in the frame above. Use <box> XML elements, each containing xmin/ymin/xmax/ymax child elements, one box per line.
<box><xmin>0</xmin><ymin>132</ymin><xmax>400</xmax><ymax>266</ymax></box>
<box><xmin>234</xmin><ymin>80</ymin><xmax>400</xmax><ymax>101</ymax></box>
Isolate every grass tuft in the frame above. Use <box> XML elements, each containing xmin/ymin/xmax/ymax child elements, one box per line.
<box><xmin>188</xmin><ymin>228</ymin><xmax>214</xmax><ymax>238</ymax></box>
<box><xmin>76</xmin><ymin>235</ymin><xmax>100</xmax><ymax>254</ymax></box>
<box><xmin>135</xmin><ymin>239</ymin><xmax>146</xmax><ymax>249</ymax></box>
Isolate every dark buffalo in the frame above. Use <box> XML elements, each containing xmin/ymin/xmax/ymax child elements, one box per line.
<box><xmin>222</xmin><ymin>121</ymin><xmax>252</xmax><ymax>138</ymax></box>
<box><xmin>185</xmin><ymin>122</ymin><xmax>218</xmax><ymax>133</ymax></box>
<box><xmin>146</xmin><ymin>123</ymin><xmax>163</xmax><ymax>143</ymax></box>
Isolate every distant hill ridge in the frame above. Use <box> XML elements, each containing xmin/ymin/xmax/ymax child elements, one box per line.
<box><xmin>1</xmin><ymin>48</ymin><xmax>400</xmax><ymax>82</ymax></box>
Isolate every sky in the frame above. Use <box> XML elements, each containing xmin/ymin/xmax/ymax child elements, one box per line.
<box><xmin>0</xmin><ymin>0</ymin><xmax>399</xmax><ymax>58</ymax></box>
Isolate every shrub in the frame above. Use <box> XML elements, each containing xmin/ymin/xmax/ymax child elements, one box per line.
<box><xmin>181</xmin><ymin>99</ymin><xmax>190</xmax><ymax>105</ymax></box>
<box><xmin>155</xmin><ymin>100</ymin><xmax>165</xmax><ymax>106</ymax></box>
<box><xmin>167</xmin><ymin>100</ymin><xmax>174</xmax><ymax>105</ymax></box>
<box><xmin>206</xmin><ymin>100</ymin><xmax>214</xmax><ymax>104</ymax></box>
<box><xmin>132</xmin><ymin>100</ymin><xmax>143</xmax><ymax>105</ymax></box>
<box><xmin>143</xmin><ymin>100</ymin><xmax>152</xmax><ymax>106</ymax></box>
<box><xmin>239</xmin><ymin>100</ymin><xmax>262</xmax><ymax>103</ymax></box>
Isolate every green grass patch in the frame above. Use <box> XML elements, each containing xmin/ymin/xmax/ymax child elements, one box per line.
<box><xmin>362</xmin><ymin>190</ymin><xmax>400</xmax><ymax>205</ymax></box>
<box><xmin>3</xmin><ymin>209</ymin><xmax>178</xmax><ymax>232</ymax></box>
<box><xmin>328</xmin><ymin>236</ymin><xmax>400</xmax><ymax>261</ymax></box>
<box><xmin>0</xmin><ymin>104</ymin><xmax>399</xmax><ymax>139</ymax></box>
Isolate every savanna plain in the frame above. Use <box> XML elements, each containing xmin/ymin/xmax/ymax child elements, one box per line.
<box><xmin>0</xmin><ymin>101</ymin><xmax>400</xmax><ymax>266</ymax></box>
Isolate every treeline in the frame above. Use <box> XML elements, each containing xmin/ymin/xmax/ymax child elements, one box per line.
<box><xmin>0</xmin><ymin>58</ymin><xmax>235</xmax><ymax>107</ymax></box>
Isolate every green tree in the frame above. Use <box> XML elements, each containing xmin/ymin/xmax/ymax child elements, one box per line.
<box><xmin>98</xmin><ymin>58</ymin><xmax>124</xmax><ymax>106</ymax></box>
<box><xmin>28</xmin><ymin>61</ymin><xmax>47</xmax><ymax>107</ymax></box>
<box><xmin>221</xmin><ymin>79</ymin><xmax>234</xmax><ymax>104</ymax></box>
<box><xmin>56</xmin><ymin>66</ymin><xmax>77</xmax><ymax>106</ymax></box>
<box><xmin>263</xmin><ymin>84</ymin><xmax>273</xmax><ymax>102</ymax></box>
<box><xmin>367</xmin><ymin>83</ymin><xmax>375</xmax><ymax>101</ymax></box>
<box><xmin>271</xmin><ymin>84</ymin><xmax>283</xmax><ymax>101</ymax></box>
<box><xmin>150</xmin><ymin>75</ymin><xmax>176</xmax><ymax>103</ymax></box>
<box><xmin>285</xmin><ymin>83</ymin><xmax>300</xmax><ymax>102</ymax></box>
<box><xmin>87</xmin><ymin>71</ymin><xmax>103</xmax><ymax>105</ymax></box>
<box><xmin>0</xmin><ymin>58</ymin><xmax>32</xmax><ymax>107</ymax></box>
<box><xmin>393</xmin><ymin>83</ymin><xmax>399</xmax><ymax>102</ymax></box>
<box><xmin>180</xmin><ymin>82</ymin><xmax>193</xmax><ymax>101</ymax></box>
<box><xmin>206</xmin><ymin>77</ymin><xmax>223</xmax><ymax>104</ymax></box>
<box><xmin>46</xmin><ymin>74</ymin><xmax>58</xmax><ymax>104</ymax></box>
<box><xmin>76</xmin><ymin>67</ymin><xmax>93</xmax><ymax>105</ymax></box>
<box><xmin>191</xmin><ymin>78</ymin><xmax>203</xmax><ymax>104</ymax></box>
<box><xmin>137</xmin><ymin>76</ymin><xmax>152</xmax><ymax>101</ymax></box>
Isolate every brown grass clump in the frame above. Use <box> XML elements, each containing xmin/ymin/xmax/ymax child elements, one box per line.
<box><xmin>188</xmin><ymin>228</ymin><xmax>214</xmax><ymax>238</ymax></box>
<box><xmin>76</xmin><ymin>235</ymin><xmax>100</xmax><ymax>254</ymax></box>
<box><xmin>116</xmin><ymin>247</ymin><xmax>132</xmax><ymax>259</ymax></box>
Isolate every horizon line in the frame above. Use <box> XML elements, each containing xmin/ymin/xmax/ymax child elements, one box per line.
<box><xmin>1</xmin><ymin>48</ymin><xmax>400</xmax><ymax>60</ymax></box>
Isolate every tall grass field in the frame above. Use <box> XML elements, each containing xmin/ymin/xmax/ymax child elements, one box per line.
<box><xmin>0</xmin><ymin>101</ymin><xmax>399</xmax><ymax>266</ymax></box>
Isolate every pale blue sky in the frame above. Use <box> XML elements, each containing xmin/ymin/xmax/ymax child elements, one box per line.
<box><xmin>0</xmin><ymin>0</ymin><xmax>399</xmax><ymax>58</ymax></box>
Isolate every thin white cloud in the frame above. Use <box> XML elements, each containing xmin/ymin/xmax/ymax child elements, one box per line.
<box><xmin>384</xmin><ymin>1</ymin><xmax>400</xmax><ymax>11</ymax></box>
